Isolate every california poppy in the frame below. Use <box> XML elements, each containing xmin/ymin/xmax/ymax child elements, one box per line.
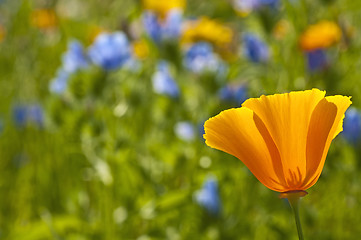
<box><xmin>204</xmin><ymin>89</ymin><xmax>351</xmax><ymax>193</ymax></box>
<box><xmin>300</xmin><ymin>21</ymin><xmax>341</xmax><ymax>51</ymax></box>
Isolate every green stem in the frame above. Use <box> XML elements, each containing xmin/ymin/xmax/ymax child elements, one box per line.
<box><xmin>288</xmin><ymin>197</ymin><xmax>304</xmax><ymax>240</ymax></box>
<box><xmin>279</xmin><ymin>190</ymin><xmax>307</xmax><ymax>240</ymax></box>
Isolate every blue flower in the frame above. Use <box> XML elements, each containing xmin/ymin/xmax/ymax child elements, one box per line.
<box><xmin>306</xmin><ymin>49</ymin><xmax>328</xmax><ymax>72</ymax></box>
<box><xmin>233</xmin><ymin>0</ymin><xmax>260</xmax><ymax>13</ymax></box>
<box><xmin>13</xmin><ymin>105</ymin><xmax>27</xmax><ymax>128</ymax></box>
<box><xmin>174</xmin><ymin>121</ymin><xmax>195</xmax><ymax>141</ymax></box>
<box><xmin>219</xmin><ymin>84</ymin><xmax>248</xmax><ymax>105</ymax></box>
<box><xmin>198</xmin><ymin>121</ymin><xmax>206</xmax><ymax>137</ymax></box>
<box><xmin>233</xmin><ymin>0</ymin><xmax>279</xmax><ymax>13</ymax></box>
<box><xmin>62</xmin><ymin>40</ymin><xmax>89</xmax><ymax>73</ymax></box>
<box><xmin>195</xmin><ymin>176</ymin><xmax>221</xmax><ymax>215</ymax></box>
<box><xmin>49</xmin><ymin>40</ymin><xmax>88</xmax><ymax>95</ymax></box>
<box><xmin>162</xmin><ymin>10</ymin><xmax>183</xmax><ymax>39</ymax></box>
<box><xmin>342</xmin><ymin>107</ymin><xmax>361</xmax><ymax>145</ymax></box>
<box><xmin>152</xmin><ymin>61</ymin><xmax>179</xmax><ymax>97</ymax></box>
<box><xmin>143</xmin><ymin>12</ymin><xmax>162</xmax><ymax>43</ymax></box>
<box><xmin>259</xmin><ymin>0</ymin><xmax>280</xmax><ymax>8</ymax></box>
<box><xmin>143</xmin><ymin>10</ymin><xmax>183</xmax><ymax>43</ymax></box>
<box><xmin>12</xmin><ymin>104</ymin><xmax>44</xmax><ymax>129</ymax></box>
<box><xmin>184</xmin><ymin>42</ymin><xmax>222</xmax><ymax>74</ymax></box>
<box><xmin>88</xmin><ymin>32</ymin><xmax>131</xmax><ymax>71</ymax></box>
<box><xmin>28</xmin><ymin>104</ymin><xmax>44</xmax><ymax>127</ymax></box>
<box><xmin>49</xmin><ymin>69</ymin><xmax>69</xmax><ymax>94</ymax></box>
<box><xmin>243</xmin><ymin>33</ymin><xmax>269</xmax><ymax>63</ymax></box>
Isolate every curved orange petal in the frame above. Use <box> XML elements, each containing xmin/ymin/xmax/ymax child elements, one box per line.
<box><xmin>303</xmin><ymin>95</ymin><xmax>352</xmax><ymax>189</ymax></box>
<box><xmin>303</xmin><ymin>99</ymin><xmax>338</xmax><ymax>189</ymax></box>
<box><xmin>242</xmin><ymin>89</ymin><xmax>325</xmax><ymax>189</ymax></box>
<box><xmin>327</xmin><ymin>96</ymin><xmax>353</xmax><ymax>139</ymax></box>
<box><xmin>203</xmin><ymin>108</ymin><xmax>287</xmax><ymax>192</ymax></box>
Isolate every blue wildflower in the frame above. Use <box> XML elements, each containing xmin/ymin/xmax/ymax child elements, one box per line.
<box><xmin>259</xmin><ymin>0</ymin><xmax>280</xmax><ymax>8</ymax></box>
<box><xmin>49</xmin><ymin>40</ymin><xmax>88</xmax><ymax>95</ymax></box>
<box><xmin>195</xmin><ymin>176</ymin><xmax>221</xmax><ymax>215</ymax></box>
<box><xmin>62</xmin><ymin>40</ymin><xmax>89</xmax><ymax>73</ymax></box>
<box><xmin>143</xmin><ymin>12</ymin><xmax>162</xmax><ymax>43</ymax></box>
<box><xmin>233</xmin><ymin>0</ymin><xmax>260</xmax><ymax>13</ymax></box>
<box><xmin>162</xmin><ymin>10</ymin><xmax>183</xmax><ymax>39</ymax></box>
<box><xmin>49</xmin><ymin>69</ymin><xmax>69</xmax><ymax>94</ymax></box>
<box><xmin>88</xmin><ymin>32</ymin><xmax>131</xmax><ymax>71</ymax></box>
<box><xmin>152</xmin><ymin>61</ymin><xmax>179</xmax><ymax>97</ymax></box>
<box><xmin>12</xmin><ymin>105</ymin><xmax>27</xmax><ymax>128</ymax></box>
<box><xmin>143</xmin><ymin>10</ymin><xmax>183</xmax><ymax>43</ymax></box>
<box><xmin>233</xmin><ymin>0</ymin><xmax>279</xmax><ymax>13</ymax></box>
<box><xmin>12</xmin><ymin>104</ymin><xmax>44</xmax><ymax>129</ymax></box>
<box><xmin>342</xmin><ymin>107</ymin><xmax>361</xmax><ymax>145</ymax></box>
<box><xmin>28</xmin><ymin>104</ymin><xmax>44</xmax><ymax>127</ymax></box>
<box><xmin>219</xmin><ymin>84</ymin><xmax>248</xmax><ymax>105</ymax></box>
<box><xmin>306</xmin><ymin>49</ymin><xmax>328</xmax><ymax>72</ymax></box>
<box><xmin>198</xmin><ymin>121</ymin><xmax>206</xmax><ymax>137</ymax></box>
<box><xmin>174</xmin><ymin>121</ymin><xmax>195</xmax><ymax>141</ymax></box>
<box><xmin>184</xmin><ymin>42</ymin><xmax>222</xmax><ymax>74</ymax></box>
<box><xmin>243</xmin><ymin>33</ymin><xmax>269</xmax><ymax>63</ymax></box>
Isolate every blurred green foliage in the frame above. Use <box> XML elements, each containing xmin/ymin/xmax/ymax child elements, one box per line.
<box><xmin>1</xmin><ymin>0</ymin><xmax>361</xmax><ymax>239</ymax></box>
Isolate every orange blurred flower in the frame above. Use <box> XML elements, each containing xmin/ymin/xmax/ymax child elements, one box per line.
<box><xmin>181</xmin><ymin>17</ymin><xmax>233</xmax><ymax>49</ymax></box>
<box><xmin>0</xmin><ymin>24</ymin><xmax>5</xmax><ymax>42</ymax></box>
<box><xmin>31</xmin><ymin>8</ymin><xmax>57</xmax><ymax>30</ymax></box>
<box><xmin>300</xmin><ymin>21</ymin><xmax>341</xmax><ymax>51</ymax></box>
<box><xmin>142</xmin><ymin>0</ymin><xmax>185</xmax><ymax>18</ymax></box>
<box><xmin>204</xmin><ymin>89</ymin><xmax>351</xmax><ymax>193</ymax></box>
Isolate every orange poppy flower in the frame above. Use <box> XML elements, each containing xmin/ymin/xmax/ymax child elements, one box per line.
<box><xmin>204</xmin><ymin>89</ymin><xmax>351</xmax><ymax>193</ymax></box>
<box><xmin>300</xmin><ymin>21</ymin><xmax>341</xmax><ymax>51</ymax></box>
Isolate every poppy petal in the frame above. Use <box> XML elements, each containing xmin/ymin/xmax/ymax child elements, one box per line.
<box><xmin>303</xmin><ymin>99</ymin><xmax>337</xmax><ymax>188</ymax></box>
<box><xmin>204</xmin><ymin>108</ymin><xmax>286</xmax><ymax>191</ymax></box>
<box><xmin>303</xmin><ymin>96</ymin><xmax>351</xmax><ymax>189</ymax></box>
<box><xmin>326</xmin><ymin>95</ymin><xmax>353</xmax><ymax>139</ymax></box>
<box><xmin>242</xmin><ymin>89</ymin><xmax>325</xmax><ymax>189</ymax></box>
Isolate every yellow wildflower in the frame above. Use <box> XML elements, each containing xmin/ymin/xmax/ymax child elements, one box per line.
<box><xmin>142</xmin><ymin>0</ymin><xmax>185</xmax><ymax>18</ymax></box>
<box><xmin>31</xmin><ymin>8</ymin><xmax>58</xmax><ymax>30</ymax></box>
<box><xmin>133</xmin><ymin>40</ymin><xmax>149</xmax><ymax>60</ymax></box>
<box><xmin>273</xmin><ymin>19</ymin><xmax>291</xmax><ymax>40</ymax></box>
<box><xmin>181</xmin><ymin>17</ymin><xmax>233</xmax><ymax>48</ymax></box>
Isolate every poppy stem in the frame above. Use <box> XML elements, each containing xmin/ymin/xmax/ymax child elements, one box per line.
<box><xmin>279</xmin><ymin>190</ymin><xmax>307</xmax><ymax>240</ymax></box>
<box><xmin>288</xmin><ymin>196</ymin><xmax>304</xmax><ymax>240</ymax></box>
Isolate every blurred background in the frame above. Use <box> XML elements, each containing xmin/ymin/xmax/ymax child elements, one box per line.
<box><xmin>1</xmin><ymin>0</ymin><xmax>361</xmax><ymax>239</ymax></box>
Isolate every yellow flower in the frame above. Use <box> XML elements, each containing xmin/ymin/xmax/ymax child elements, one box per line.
<box><xmin>273</xmin><ymin>19</ymin><xmax>291</xmax><ymax>40</ymax></box>
<box><xmin>181</xmin><ymin>17</ymin><xmax>233</xmax><ymax>48</ymax></box>
<box><xmin>300</xmin><ymin>21</ymin><xmax>341</xmax><ymax>51</ymax></box>
<box><xmin>204</xmin><ymin>89</ymin><xmax>351</xmax><ymax>193</ymax></box>
<box><xmin>142</xmin><ymin>0</ymin><xmax>185</xmax><ymax>18</ymax></box>
<box><xmin>31</xmin><ymin>9</ymin><xmax>57</xmax><ymax>30</ymax></box>
<box><xmin>132</xmin><ymin>40</ymin><xmax>149</xmax><ymax>60</ymax></box>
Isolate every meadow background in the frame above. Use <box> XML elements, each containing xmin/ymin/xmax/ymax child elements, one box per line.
<box><xmin>1</xmin><ymin>0</ymin><xmax>361</xmax><ymax>239</ymax></box>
